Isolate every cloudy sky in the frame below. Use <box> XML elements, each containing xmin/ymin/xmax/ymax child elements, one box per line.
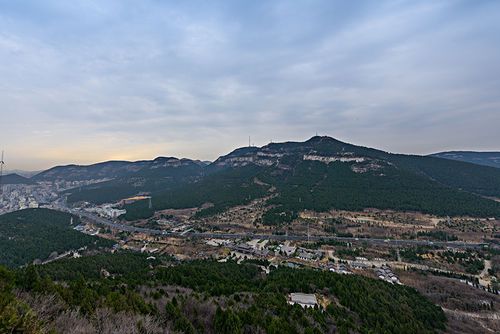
<box><xmin>1</xmin><ymin>0</ymin><xmax>499</xmax><ymax>170</ymax></box>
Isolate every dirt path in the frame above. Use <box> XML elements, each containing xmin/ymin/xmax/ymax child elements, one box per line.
<box><xmin>478</xmin><ymin>259</ymin><xmax>492</xmax><ymax>286</ymax></box>
<box><xmin>443</xmin><ymin>308</ymin><xmax>499</xmax><ymax>321</ymax></box>
<box><xmin>443</xmin><ymin>308</ymin><xmax>499</xmax><ymax>333</ymax></box>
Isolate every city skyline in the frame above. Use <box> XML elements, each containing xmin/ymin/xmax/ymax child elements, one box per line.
<box><xmin>1</xmin><ymin>0</ymin><xmax>500</xmax><ymax>170</ymax></box>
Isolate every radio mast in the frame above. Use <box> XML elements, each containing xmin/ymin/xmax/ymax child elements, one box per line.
<box><xmin>0</xmin><ymin>151</ymin><xmax>5</xmax><ymax>195</ymax></box>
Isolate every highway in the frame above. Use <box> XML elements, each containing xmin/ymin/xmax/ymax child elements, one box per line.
<box><xmin>65</xmin><ymin>208</ymin><xmax>488</xmax><ymax>250</ymax></box>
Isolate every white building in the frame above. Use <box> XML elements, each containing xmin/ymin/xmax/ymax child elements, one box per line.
<box><xmin>280</xmin><ymin>245</ymin><xmax>297</xmax><ymax>256</ymax></box>
<box><xmin>288</xmin><ymin>293</ymin><xmax>318</xmax><ymax>308</ymax></box>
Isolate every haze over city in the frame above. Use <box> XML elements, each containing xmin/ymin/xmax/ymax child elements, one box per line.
<box><xmin>1</xmin><ymin>0</ymin><xmax>499</xmax><ymax>170</ymax></box>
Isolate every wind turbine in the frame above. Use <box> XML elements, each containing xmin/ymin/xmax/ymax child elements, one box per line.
<box><xmin>0</xmin><ymin>151</ymin><xmax>4</xmax><ymax>195</ymax></box>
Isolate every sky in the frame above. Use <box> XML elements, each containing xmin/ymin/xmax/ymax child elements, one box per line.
<box><xmin>1</xmin><ymin>0</ymin><xmax>499</xmax><ymax>170</ymax></box>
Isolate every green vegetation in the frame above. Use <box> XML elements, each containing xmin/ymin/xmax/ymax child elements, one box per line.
<box><xmin>263</xmin><ymin>160</ymin><xmax>500</xmax><ymax>224</ymax></box>
<box><xmin>442</xmin><ymin>250</ymin><xmax>485</xmax><ymax>274</ymax></box>
<box><xmin>122</xmin><ymin>165</ymin><xmax>269</xmax><ymax>221</ymax></box>
<box><xmin>0</xmin><ymin>173</ymin><xmax>34</xmax><ymax>185</ymax></box>
<box><xmin>120</xmin><ymin>198</ymin><xmax>156</xmax><ymax>220</ymax></box>
<box><xmin>262</xmin><ymin>207</ymin><xmax>298</xmax><ymax>226</ymax></box>
<box><xmin>65</xmin><ymin>137</ymin><xmax>500</xmax><ymax>220</ymax></box>
<box><xmin>155</xmin><ymin>260</ymin><xmax>446</xmax><ymax>333</ymax></box>
<box><xmin>336</xmin><ymin>248</ymin><xmax>363</xmax><ymax>259</ymax></box>
<box><xmin>37</xmin><ymin>251</ymin><xmax>164</xmax><ymax>281</ymax></box>
<box><xmin>0</xmin><ymin>209</ymin><xmax>114</xmax><ymax>268</ymax></box>
<box><xmin>416</xmin><ymin>230</ymin><xmax>458</xmax><ymax>241</ymax></box>
<box><xmin>393</xmin><ymin>154</ymin><xmax>500</xmax><ymax>197</ymax></box>
<box><xmin>400</xmin><ymin>248</ymin><xmax>486</xmax><ymax>275</ymax></box>
<box><xmin>241</xmin><ymin>258</ymin><xmax>270</xmax><ymax>266</ymax></box>
<box><xmin>66</xmin><ymin>159</ymin><xmax>205</xmax><ymax>205</ymax></box>
<box><xmin>322</xmin><ymin>218</ymin><xmax>343</xmax><ymax>234</ymax></box>
<box><xmin>0</xmin><ymin>266</ymin><xmax>42</xmax><ymax>333</ymax></box>
<box><xmin>0</xmin><ymin>253</ymin><xmax>446</xmax><ymax>334</ymax></box>
<box><xmin>399</xmin><ymin>247</ymin><xmax>433</xmax><ymax>263</ymax></box>
<box><xmin>430</xmin><ymin>151</ymin><xmax>500</xmax><ymax>169</ymax></box>
<box><xmin>68</xmin><ymin>181</ymin><xmax>145</xmax><ymax>205</ymax></box>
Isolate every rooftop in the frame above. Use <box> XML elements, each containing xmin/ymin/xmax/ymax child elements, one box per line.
<box><xmin>289</xmin><ymin>293</ymin><xmax>318</xmax><ymax>306</ymax></box>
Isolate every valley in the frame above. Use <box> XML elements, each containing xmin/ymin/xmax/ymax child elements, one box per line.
<box><xmin>3</xmin><ymin>1</ymin><xmax>499</xmax><ymax>332</ymax></box>
<box><xmin>1</xmin><ymin>136</ymin><xmax>499</xmax><ymax>333</ymax></box>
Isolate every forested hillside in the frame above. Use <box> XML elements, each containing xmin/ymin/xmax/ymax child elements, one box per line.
<box><xmin>0</xmin><ymin>253</ymin><xmax>447</xmax><ymax>333</ymax></box>
<box><xmin>261</xmin><ymin>158</ymin><xmax>500</xmax><ymax>225</ymax></box>
<box><xmin>65</xmin><ymin>157</ymin><xmax>206</xmax><ymax>205</ymax></box>
<box><xmin>122</xmin><ymin>165</ymin><xmax>269</xmax><ymax>220</ymax></box>
<box><xmin>33</xmin><ymin>160</ymin><xmax>146</xmax><ymax>181</ymax></box>
<box><xmin>0</xmin><ymin>209</ymin><xmax>114</xmax><ymax>267</ymax></box>
<box><xmin>430</xmin><ymin>151</ymin><xmax>500</xmax><ymax>169</ymax></box>
<box><xmin>116</xmin><ymin>137</ymin><xmax>500</xmax><ymax>221</ymax></box>
<box><xmin>31</xmin><ymin>136</ymin><xmax>500</xmax><ymax>221</ymax></box>
<box><xmin>392</xmin><ymin>154</ymin><xmax>500</xmax><ymax>197</ymax></box>
<box><xmin>0</xmin><ymin>173</ymin><xmax>34</xmax><ymax>184</ymax></box>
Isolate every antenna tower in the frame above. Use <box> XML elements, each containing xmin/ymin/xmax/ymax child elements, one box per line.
<box><xmin>307</xmin><ymin>221</ymin><xmax>310</xmax><ymax>243</ymax></box>
<box><xmin>0</xmin><ymin>151</ymin><xmax>4</xmax><ymax>195</ymax></box>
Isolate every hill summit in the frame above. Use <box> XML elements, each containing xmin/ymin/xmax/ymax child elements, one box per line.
<box><xmin>56</xmin><ymin>136</ymin><xmax>500</xmax><ymax>221</ymax></box>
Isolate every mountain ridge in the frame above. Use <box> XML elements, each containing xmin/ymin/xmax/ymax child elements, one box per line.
<box><xmin>14</xmin><ymin>136</ymin><xmax>500</xmax><ymax>219</ymax></box>
<box><xmin>430</xmin><ymin>151</ymin><xmax>500</xmax><ymax>169</ymax></box>
<box><xmin>27</xmin><ymin>137</ymin><xmax>499</xmax><ymax>180</ymax></box>
<box><xmin>0</xmin><ymin>173</ymin><xmax>35</xmax><ymax>185</ymax></box>
<box><xmin>33</xmin><ymin>157</ymin><xmax>208</xmax><ymax>181</ymax></box>
<box><xmin>119</xmin><ymin>136</ymin><xmax>500</xmax><ymax>220</ymax></box>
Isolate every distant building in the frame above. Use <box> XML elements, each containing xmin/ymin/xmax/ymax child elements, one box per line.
<box><xmin>288</xmin><ymin>293</ymin><xmax>318</xmax><ymax>308</ymax></box>
<box><xmin>296</xmin><ymin>249</ymin><xmax>322</xmax><ymax>261</ymax></box>
<box><xmin>375</xmin><ymin>265</ymin><xmax>400</xmax><ymax>284</ymax></box>
<box><xmin>330</xmin><ymin>263</ymin><xmax>352</xmax><ymax>275</ymax></box>
<box><xmin>85</xmin><ymin>204</ymin><xmax>126</xmax><ymax>219</ymax></box>
<box><xmin>230</xmin><ymin>243</ymin><xmax>269</xmax><ymax>257</ymax></box>
<box><xmin>297</xmin><ymin>250</ymin><xmax>315</xmax><ymax>261</ymax></box>
<box><xmin>351</xmin><ymin>261</ymin><xmax>368</xmax><ymax>269</ymax></box>
<box><xmin>280</xmin><ymin>245</ymin><xmax>296</xmax><ymax>256</ymax></box>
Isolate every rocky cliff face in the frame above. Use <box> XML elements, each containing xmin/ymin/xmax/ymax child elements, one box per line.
<box><xmin>212</xmin><ymin>136</ymin><xmax>387</xmax><ymax>173</ymax></box>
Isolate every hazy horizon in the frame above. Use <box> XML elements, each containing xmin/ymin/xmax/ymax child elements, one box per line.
<box><xmin>2</xmin><ymin>134</ymin><xmax>500</xmax><ymax>173</ymax></box>
<box><xmin>2</xmin><ymin>0</ymin><xmax>500</xmax><ymax>170</ymax></box>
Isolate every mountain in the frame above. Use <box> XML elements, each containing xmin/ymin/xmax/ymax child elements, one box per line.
<box><xmin>121</xmin><ymin>136</ymin><xmax>500</xmax><ymax>221</ymax></box>
<box><xmin>33</xmin><ymin>157</ymin><xmax>208</xmax><ymax>182</ymax></box>
<box><xmin>65</xmin><ymin>157</ymin><xmax>207</xmax><ymax>204</ymax></box>
<box><xmin>211</xmin><ymin>137</ymin><xmax>500</xmax><ymax>219</ymax></box>
<box><xmin>0</xmin><ymin>173</ymin><xmax>35</xmax><ymax>185</ymax></box>
<box><xmin>123</xmin><ymin>163</ymin><xmax>268</xmax><ymax>220</ymax></box>
<box><xmin>0</xmin><ymin>208</ymin><xmax>113</xmax><ymax>267</ymax></box>
<box><xmin>430</xmin><ymin>151</ymin><xmax>500</xmax><ymax>168</ymax></box>
<box><xmin>47</xmin><ymin>136</ymin><xmax>500</xmax><ymax>219</ymax></box>
<box><xmin>3</xmin><ymin>169</ymin><xmax>40</xmax><ymax>178</ymax></box>
<box><xmin>33</xmin><ymin>160</ymin><xmax>149</xmax><ymax>181</ymax></box>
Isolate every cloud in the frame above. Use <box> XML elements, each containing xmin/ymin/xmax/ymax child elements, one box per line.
<box><xmin>0</xmin><ymin>0</ymin><xmax>499</xmax><ymax>170</ymax></box>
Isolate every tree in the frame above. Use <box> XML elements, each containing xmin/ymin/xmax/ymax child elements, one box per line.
<box><xmin>214</xmin><ymin>307</ymin><xmax>243</xmax><ymax>334</ymax></box>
